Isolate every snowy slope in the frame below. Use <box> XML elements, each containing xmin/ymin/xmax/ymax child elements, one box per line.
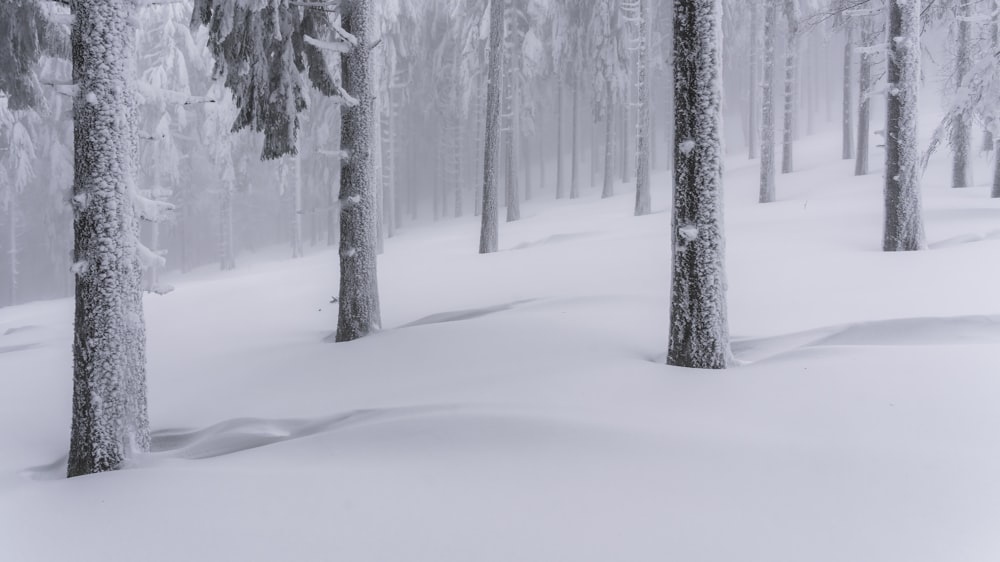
<box><xmin>1</xmin><ymin>128</ymin><xmax>1000</xmax><ymax>561</ymax></box>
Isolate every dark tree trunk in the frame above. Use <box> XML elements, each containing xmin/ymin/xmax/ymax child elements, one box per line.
<box><xmin>668</xmin><ymin>0</ymin><xmax>729</xmax><ymax>369</ymax></box>
<box><xmin>884</xmin><ymin>0</ymin><xmax>925</xmax><ymax>251</ymax></box>
<box><xmin>68</xmin><ymin>0</ymin><xmax>150</xmax><ymax>477</ymax></box>
<box><xmin>336</xmin><ymin>0</ymin><xmax>381</xmax><ymax>341</ymax></box>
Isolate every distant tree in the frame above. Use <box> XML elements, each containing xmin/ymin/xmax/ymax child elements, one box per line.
<box><xmin>480</xmin><ymin>0</ymin><xmax>504</xmax><ymax>253</ymax></box>
<box><xmin>759</xmin><ymin>0</ymin><xmax>778</xmax><ymax>203</ymax></box>
<box><xmin>950</xmin><ymin>0</ymin><xmax>972</xmax><ymax>188</ymax></box>
<box><xmin>669</xmin><ymin>0</ymin><xmax>729</xmax><ymax>369</ymax></box>
<box><xmin>633</xmin><ymin>0</ymin><xmax>652</xmax><ymax>215</ymax></box>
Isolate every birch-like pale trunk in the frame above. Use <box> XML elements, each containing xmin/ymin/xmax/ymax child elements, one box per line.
<box><xmin>748</xmin><ymin>2</ymin><xmax>760</xmax><ymax>160</ymax></box>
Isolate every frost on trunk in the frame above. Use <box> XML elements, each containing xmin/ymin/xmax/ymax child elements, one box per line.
<box><xmin>951</xmin><ymin>0</ymin><xmax>972</xmax><ymax>188</ymax></box>
<box><xmin>68</xmin><ymin>0</ymin><xmax>150</xmax><ymax>477</ymax></box>
<box><xmin>336</xmin><ymin>0</ymin><xmax>381</xmax><ymax>342</ymax></box>
<box><xmin>479</xmin><ymin>0</ymin><xmax>503</xmax><ymax>253</ymax></box>
<box><xmin>634</xmin><ymin>0</ymin><xmax>652</xmax><ymax>216</ymax></box>
<box><xmin>602</xmin><ymin>81</ymin><xmax>616</xmax><ymax>198</ymax></box>
<box><xmin>748</xmin><ymin>2</ymin><xmax>760</xmax><ymax>160</ymax></box>
<box><xmin>759</xmin><ymin>0</ymin><xmax>778</xmax><ymax>203</ymax></box>
<box><xmin>842</xmin><ymin>18</ymin><xmax>855</xmax><ymax>160</ymax></box>
<box><xmin>669</xmin><ymin>0</ymin><xmax>730</xmax><ymax>370</ymax></box>
<box><xmin>781</xmin><ymin>0</ymin><xmax>800</xmax><ymax>175</ymax></box>
<box><xmin>855</xmin><ymin>14</ymin><xmax>874</xmax><ymax>177</ymax></box>
<box><xmin>884</xmin><ymin>0</ymin><xmax>925</xmax><ymax>252</ymax></box>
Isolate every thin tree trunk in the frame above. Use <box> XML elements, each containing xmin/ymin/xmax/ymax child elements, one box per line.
<box><xmin>781</xmin><ymin>5</ymin><xmax>798</xmax><ymax>175</ymax></box>
<box><xmin>759</xmin><ymin>0</ymin><xmax>778</xmax><ymax>202</ymax></box>
<box><xmin>951</xmin><ymin>0</ymin><xmax>972</xmax><ymax>188</ymax></box>
<box><xmin>336</xmin><ymin>0</ymin><xmax>381</xmax><ymax>341</ymax></box>
<box><xmin>842</xmin><ymin>19</ymin><xmax>855</xmax><ymax>160</ymax></box>
<box><xmin>855</xmin><ymin>18</ymin><xmax>872</xmax><ymax>177</ymax></box>
<box><xmin>571</xmin><ymin>84</ymin><xmax>580</xmax><ymax>198</ymax></box>
<box><xmin>556</xmin><ymin>80</ymin><xmax>566</xmax><ymax>199</ymax></box>
<box><xmin>749</xmin><ymin>2</ymin><xmax>760</xmax><ymax>160</ymax></box>
<box><xmin>479</xmin><ymin>0</ymin><xmax>503</xmax><ymax>253</ymax></box>
<box><xmin>603</xmin><ymin>81</ymin><xmax>616</xmax><ymax>198</ymax></box>
<box><xmin>635</xmin><ymin>0</ymin><xmax>652</xmax><ymax>215</ymax></box>
<box><xmin>292</xmin><ymin>154</ymin><xmax>304</xmax><ymax>258</ymax></box>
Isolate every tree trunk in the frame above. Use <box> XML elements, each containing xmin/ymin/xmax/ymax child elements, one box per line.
<box><xmin>336</xmin><ymin>0</ymin><xmax>381</xmax><ymax>342</ymax></box>
<box><xmin>855</xmin><ymin>16</ymin><xmax>872</xmax><ymax>176</ymax></box>
<box><xmin>842</xmin><ymin>19</ymin><xmax>855</xmax><ymax>160</ymax></box>
<box><xmin>759</xmin><ymin>0</ymin><xmax>778</xmax><ymax>202</ymax></box>
<box><xmin>634</xmin><ymin>0</ymin><xmax>652</xmax><ymax>216</ymax></box>
<box><xmin>6</xmin><ymin>199</ymin><xmax>16</xmax><ymax>306</ymax></box>
<box><xmin>603</xmin><ymin>81</ymin><xmax>615</xmax><ymax>198</ymax></box>
<box><xmin>669</xmin><ymin>0</ymin><xmax>729</xmax><ymax>369</ymax></box>
<box><xmin>884</xmin><ymin>0</ymin><xmax>925</xmax><ymax>251</ymax></box>
<box><xmin>748</xmin><ymin>2</ymin><xmax>760</xmax><ymax>160</ymax></box>
<box><xmin>479</xmin><ymin>0</ymin><xmax>503</xmax><ymax>253</ymax></box>
<box><xmin>781</xmin><ymin>8</ymin><xmax>798</xmax><ymax>174</ymax></box>
<box><xmin>556</xmin><ymin>80</ymin><xmax>566</xmax><ymax>199</ymax></box>
<box><xmin>951</xmin><ymin>0</ymin><xmax>972</xmax><ymax>188</ymax></box>
<box><xmin>220</xmin><ymin>182</ymin><xmax>236</xmax><ymax>270</ymax></box>
<box><xmin>570</xmin><ymin>85</ymin><xmax>580</xmax><ymax>198</ymax></box>
<box><xmin>292</xmin><ymin>154</ymin><xmax>304</xmax><ymax>258</ymax></box>
<box><xmin>503</xmin><ymin>41</ymin><xmax>520</xmax><ymax>222</ymax></box>
<box><xmin>68</xmin><ymin>0</ymin><xmax>150</xmax><ymax>477</ymax></box>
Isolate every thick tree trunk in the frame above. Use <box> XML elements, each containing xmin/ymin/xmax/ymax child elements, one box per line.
<box><xmin>634</xmin><ymin>0</ymin><xmax>652</xmax><ymax>216</ymax></box>
<box><xmin>759</xmin><ymin>0</ymin><xmax>778</xmax><ymax>203</ymax></box>
<box><xmin>842</xmin><ymin>20</ymin><xmax>855</xmax><ymax>160</ymax></box>
<box><xmin>669</xmin><ymin>0</ymin><xmax>729</xmax><ymax>369</ymax></box>
<box><xmin>884</xmin><ymin>0</ymin><xmax>925</xmax><ymax>251</ymax></box>
<box><xmin>479</xmin><ymin>0</ymin><xmax>503</xmax><ymax>253</ymax></box>
<box><xmin>68</xmin><ymin>0</ymin><xmax>150</xmax><ymax>477</ymax></box>
<box><xmin>336</xmin><ymin>0</ymin><xmax>381</xmax><ymax>341</ymax></box>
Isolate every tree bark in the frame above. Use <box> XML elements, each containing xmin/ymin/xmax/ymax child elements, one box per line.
<box><xmin>951</xmin><ymin>0</ymin><xmax>972</xmax><ymax>188</ymax></box>
<box><xmin>634</xmin><ymin>0</ymin><xmax>652</xmax><ymax>216</ymax></box>
<box><xmin>669</xmin><ymin>0</ymin><xmax>729</xmax><ymax>369</ymax></box>
<box><xmin>884</xmin><ymin>0</ymin><xmax>925</xmax><ymax>251</ymax></box>
<box><xmin>842</xmin><ymin>19</ymin><xmax>855</xmax><ymax>160</ymax></box>
<box><xmin>68</xmin><ymin>0</ymin><xmax>150</xmax><ymax>477</ymax></box>
<box><xmin>479</xmin><ymin>0</ymin><xmax>503</xmax><ymax>253</ymax></box>
<box><xmin>759</xmin><ymin>0</ymin><xmax>778</xmax><ymax>202</ymax></box>
<box><xmin>336</xmin><ymin>0</ymin><xmax>381</xmax><ymax>341</ymax></box>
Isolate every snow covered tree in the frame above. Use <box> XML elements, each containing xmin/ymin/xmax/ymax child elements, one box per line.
<box><xmin>335</xmin><ymin>0</ymin><xmax>381</xmax><ymax>341</ymax></box>
<box><xmin>950</xmin><ymin>0</ymin><xmax>972</xmax><ymax>188</ymax></box>
<box><xmin>759</xmin><ymin>0</ymin><xmax>778</xmax><ymax>203</ymax></box>
<box><xmin>480</xmin><ymin>0</ymin><xmax>504</xmax><ymax>253</ymax></box>
<box><xmin>883</xmin><ymin>0</ymin><xmax>925</xmax><ymax>251</ymax></box>
<box><xmin>854</xmin><ymin>6</ymin><xmax>880</xmax><ymax>177</ymax></box>
<box><xmin>781</xmin><ymin>0</ymin><xmax>801</xmax><ymax>174</ymax></box>
<box><xmin>668</xmin><ymin>0</ymin><xmax>729</xmax><ymax>370</ymax></box>
<box><xmin>68</xmin><ymin>0</ymin><xmax>152</xmax><ymax>477</ymax></box>
<box><xmin>592</xmin><ymin>0</ymin><xmax>627</xmax><ymax>198</ymax></box>
<box><xmin>632</xmin><ymin>0</ymin><xmax>652</xmax><ymax>215</ymax></box>
<box><xmin>841</xmin><ymin>15</ymin><xmax>855</xmax><ymax>159</ymax></box>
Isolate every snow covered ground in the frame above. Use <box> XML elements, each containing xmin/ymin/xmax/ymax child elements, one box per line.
<box><xmin>2</xmin><ymin>128</ymin><xmax>1000</xmax><ymax>561</ymax></box>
